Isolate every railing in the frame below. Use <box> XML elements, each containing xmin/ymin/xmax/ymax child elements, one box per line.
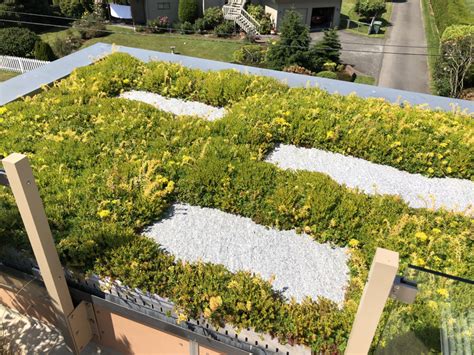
<box><xmin>222</xmin><ymin>0</ymin><xmax>260</xmax><ymax>35</ymax></box>
<box><xmin>240</xmin><ymin>8</ymin><xmax>260</xmax><ymax>32</ymax></box>
<box><xmin>0</xmin><ymin>55</ymin><xmax>50</xmax><ymax>74</ymax></box>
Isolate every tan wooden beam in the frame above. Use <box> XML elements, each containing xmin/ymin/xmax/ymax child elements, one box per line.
<box><xmin>2</xmin><ymin>153</ymin><xmax>92</xmax><ymax>353</ymax></box>
<box><xmin>345</xmin><ymin>247</ymin><xmax>399</xmax><ymax>354</ymax></box>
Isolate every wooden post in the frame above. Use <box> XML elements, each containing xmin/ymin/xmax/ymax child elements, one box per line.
<box><xmin>345</xmin><ymin>248</ymin><xmax>399</xmax><ymax>355</ymax></box>
<box><xmin>2</xmin><ymin>153</ymin><xmax>92</xmax><ymax>353</ymax></box>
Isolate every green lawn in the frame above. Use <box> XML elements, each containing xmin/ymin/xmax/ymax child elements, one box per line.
<box><xmin>420</xmin><ymin>0</ymin><xmax>440</xmax><ymax>94</ymax></box>
<box><xmin>42</xmin><ymin>26</ymin><xmax>245</xmax><ymax>63</ymax></box>
<box><xmin>340</xmin><ymin>0</ymin><xmax>393</xmax><ymax>37</ymax></box>
<box><xmin>466</xmin><ymin>0</ymin><xmax>474</xmax><ymax>12</ymax></box>
<box><xmin>0</xmin><ymin>70</ymin><xmax>19</xmax><ymax>82</ymax></box>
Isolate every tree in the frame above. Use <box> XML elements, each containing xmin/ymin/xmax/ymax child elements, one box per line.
<box><xmin>178</xmin><ymin>0</ymin><xmax>198</xmax><ymax>24</ymax></box>
<box><xmin>309</xmin><ymin>29</ymin><xmax>342</xmax><ymax>72</ymax></box>
<box><xmin>354</xmin><ymin>0</ymin><xmax>386</xmax><ymax>19</ymax></box>
<box><xmin>57</xmin><ymin>0</ymin><xmax>94</xmax><ymax>18</ymax></box>
<box><xmin>434</xmin><ymin>25</ymin><xmax>473</xmax><ymax>98</ymax></box>
<box><xmin>266</xmin><ymin>10</ymin><xmax>311</xmax><ymax>70</ymax></box>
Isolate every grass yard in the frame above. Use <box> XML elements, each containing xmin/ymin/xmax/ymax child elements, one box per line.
<box><xmin>340</xmin><ymin>0</ymin><xmax>393</xmax><ymax>37</ymax></box>
<box><xmin>0</xmin><ymin>70</ymin><xmax>19</xmax><ymax>82</ymax></box>
<box><xmin>1</xmin><ymin>53</ymin><xmax>472</xmax><ymax>352</ymax></box>
<box><xmin>420</xmin><ymin>0</ymin><xmax>440</xmax><ymax>93</ymax></box>
<box><xmin>42</xmin><ymin>25</ymin><xmax>245</xmax><ymax>63</ymax></box>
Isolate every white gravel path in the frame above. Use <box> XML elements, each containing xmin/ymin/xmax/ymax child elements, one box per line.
<box><xmin>120</xmin><ymin>90</ymin><xmax>226</xmax><ymax>121</ymax></box>
<box><xmin>144</xmin><ymin>203</ymin><xmax>349</xmax><ymax>304</ymax></box>
<box><xmin>266</xmin><ymin>144</ymin><xmax>474</xmax><ymax>214</ymax></box>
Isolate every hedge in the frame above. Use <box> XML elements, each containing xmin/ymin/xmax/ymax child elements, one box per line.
<box><xmin>0</xmin><ymin>53</ymin><xmax>472</xmax><ymax>351</ymax></box>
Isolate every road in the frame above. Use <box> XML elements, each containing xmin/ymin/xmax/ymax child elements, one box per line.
<box><xmin>378</xmin><ymin>0</ymin><xmax>429</xmax><ymax>93</ymax></box>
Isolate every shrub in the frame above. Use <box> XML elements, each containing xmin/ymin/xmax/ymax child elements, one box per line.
<box><xmin>246</xmin><ymin>4</ymin><xmax>273</xmax><ymax>35</ymax></box>
<box><xmin>73</xmin><ymin>12</ymin><xmax>106</xmax><ymax>39</ymax></box>
<box><xmin>434</xmin><ymin>25</ymin><xmax>473</xmax><ymax>98</ymax></box>
<box><xmin>148</xmin><ymin>17</ymin><xmax>170</xmax><ymax>33</ymax></box>
<box><xmin>354</xmin><ymin>0</ymin><xmax>386</xmax><ymax>19</ymax></box>
<box><xmin>0</xmin><ymin>27</ymin><xmax>39</xmax><ymax>57</ymax></box>
<box><xmin>266</xmin><ymin>10</ymin><xmax>311</xmax><ymax>70</ymax></box>
<box><xmin>283</xmin><ymin>65</ymin><xmax>314</xmax><ymax>75</ymax></box>
<box><xmin>193</xmin><ymin>18</ymin><xmax>206</xmax><ymax>33</ymax></box>
<box><xmin>179</xmin><ymin>21</ymin><xmax>194</xmax><ymax>34</ymax></box>
<box><xmin>202</xmin><ymin>7</ymin><xmax>224</xmax><ymax>30</ymax></box>
<box><xmin>214</xmin><ymin>21</ymin><xmax>234</xmax><ymax>37</ymax></box>
<box><xmin>233</xmin><ymin>44</ymin><xmax>267</xmax><ymax>65</ymax></box>
<box><xmin>178</xmin><ymin>0</ymin><xmax>199</xmax><ymax>23</ymax></box>
<box><xmin>49</xmin><ymin>29</ymin><xmax>83</xmax><ymax>57</ymax></box>
<box><xmin>33</xmin><ymin>41</ymin><xmax>56</xmax><ymax>61</ymax></box>
<box><xmin>316</xmin><ymin>70</ymin><xmax>338</xmax><ymax>79</ymax></box>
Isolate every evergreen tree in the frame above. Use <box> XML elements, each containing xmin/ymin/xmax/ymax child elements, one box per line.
<box><xmin>309</xmin><ymin>29</ymin><xmax>342</xmax><ymax>72</ymax></box>
<box><xmin>34</xmin><ymin>40</ymin><xmax>57</xmax><ymax>61</ymax></box>
<box><xmin>178</xmin><ymin>0</ymin><xmax>198</xmax><ymax>24</ymax></box>
<box><xmin>266</xmin><ymin>10</ymin><xmax>311</xmax><ymax>70</ymax></box>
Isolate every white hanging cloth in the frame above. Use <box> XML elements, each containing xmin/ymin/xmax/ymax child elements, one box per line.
<box><xmin>109</xmin><ymin>3</ymin><xmax>132</xmax><ymax>19</ymax></box>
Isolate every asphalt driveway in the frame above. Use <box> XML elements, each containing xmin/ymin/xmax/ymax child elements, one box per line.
<box><xmin>378</xmin><ymin>0</ymin><xmax>429</xmax><ymax>93</ymax></box>
<box><xmin>310</xmin><ymin>30</ymin><xmax>385</xmax><ymax>80</ymax></box>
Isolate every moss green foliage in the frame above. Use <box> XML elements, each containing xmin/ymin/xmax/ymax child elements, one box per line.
<box><xmin>0</xmin><ymin>53</ymin><xmax>472</xmax><ymax>351</ymax></box>
<box><xmin>429</xmin><ymin>0</ymin><xmax>474</xmax><ymax>34</ymax></box>
<box><xmin>0</xmin><ymin>27</ymin><xmax>39</xmax><ymax>57</ymax></box>
<box><xmin>178</xmin><ymin>0</ymin><xmax>199</xmax><ymax>24</ymax></box>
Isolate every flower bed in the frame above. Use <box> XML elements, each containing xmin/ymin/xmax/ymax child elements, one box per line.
<box><xmin>0</xmin><ymin>53</ymin><xmax>472</xmax><ymax>352</ymax></box>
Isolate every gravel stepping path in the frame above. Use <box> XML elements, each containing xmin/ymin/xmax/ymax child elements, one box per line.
<box><xmin>120</xmin><ymin>91</ymin><xmax>226</xmax><ymax>121</ymax></box>
<box><xmin>144</xmin><ymin>203</ymin><xmax>349</xmax><ymax>304</ymax></box>
<box><xmin>266</xmin><ymin>144</ymin><xmax>474</xmax><ymax>214</ymax></box>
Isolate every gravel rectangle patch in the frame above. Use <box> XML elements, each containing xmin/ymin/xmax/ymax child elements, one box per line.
<box><xmin>120</xmin><ymin>90</ymin><xmax>226</xmax><ymax>120</ymax></box>
<box><xmin>143</xmin><ymin>203</ymin><xmax>349</xmax><ymax>304</ymax></box>
<box><xmin>266</xmin><ymin>144</ymin><xmax>474</xmax><ymax>214</ymax></box>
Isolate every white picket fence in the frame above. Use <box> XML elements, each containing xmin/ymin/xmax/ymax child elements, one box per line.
<box><xmin>0</xmin><ymin>55</ymin><xmax>50</xmax><ymax>74</ymax></box>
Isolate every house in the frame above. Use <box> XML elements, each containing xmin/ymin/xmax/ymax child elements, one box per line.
<box><xmin>130</xmin><ymin>0</ymin><xmax>341</xmax><ymax>33</ymax></box>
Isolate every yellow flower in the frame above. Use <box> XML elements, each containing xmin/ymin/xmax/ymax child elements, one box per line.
<box><xmin>349</xmin><ymin>239</ymin><xmax>360</xmax><ymax>247</ymax></box>
<box><xmin>415</xmin><ymin>232</ymin><xmax>428</xmax><ymax>242</ymax></box>
<box><xmin>437</xmin><ymin>288</ymin><xmax>449</xmax><ymax>298</ymax></box>
<box><xmin>326</xmin><ymin>130</ymin><xmax>335</xmax><ymax>139</ymax></box>
<box><xmin>203</xmin><ymin>308</ymin><xmax>212</xmax><ymax>318</ymax></box>
<box><xmin>440</xmin><ymin>142</ymin><xmax>448</xmax><ymax>148</ymax></box>
<box><xmin>209</xmin><ymin>296</ymin><xmax>222</xmax><ymax>311</ymax></box>
<box><xmin>432</xmin><ymin>228</ymin><xmax>441</xmax><ymax>234</ymax></box>
<box><xmin>427</xmin><ymin>300</ymin><xmax>438</xmax><ymax>310</ymax></box>
<box><xmin>177</xmin><ymin>313</ymin><xmax>187</xmax><ymax>324</ymax></box>
<box><xmin>97</xmin><ymin>209</ymin><xmax>111</xmax><ymax>218</ymax></box>
<box><xmin>446</xmin><ymin>167</ymin><xmax>452</xmax><ymax>173</ymax></box>
<box><xmin>0</xmin><ymin>107</ymin><xmax>7</xmax><ymax>115</ymax></box>
<box><xmin>427</xmin><ymin>167</ymin><xmax>434</xmax><ymax>174</ymax></box>
<box><xmin>122</xmin><ymin>78</ymin><xmax>130</xmax><ymax>84</ymax></box>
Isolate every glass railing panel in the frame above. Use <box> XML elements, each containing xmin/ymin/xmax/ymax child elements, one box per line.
<box><xmin>372</xmin><ymin>265</ymin><xmax>473</xmax><ymax>354</ymax></box>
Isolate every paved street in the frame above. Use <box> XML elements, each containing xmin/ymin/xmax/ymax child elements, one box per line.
<box><xmin>311</xmin><ymin>30</ymin><xmax>385</xmax><ymax>80</ymax></box>
<box><xmin>378</xmin><ymin>0</ymin><xmax>429</xmax><ymax>93</ymax></box>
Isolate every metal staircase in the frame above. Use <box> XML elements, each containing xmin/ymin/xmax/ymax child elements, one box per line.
<box><xmin>222</xmin><ymin>0</ymin><xmax>260</xmax><ymax>36</ymax></box>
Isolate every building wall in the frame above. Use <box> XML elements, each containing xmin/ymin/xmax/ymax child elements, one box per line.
<box><xmin>269</xmin><ymin>0</ymin><xmax>342</xmax><ymax>28</ymax></box>
<box><xmin>145</xmin><ymin>0</ymin><xmax>179</xmax><ymax>22</ymax></box>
